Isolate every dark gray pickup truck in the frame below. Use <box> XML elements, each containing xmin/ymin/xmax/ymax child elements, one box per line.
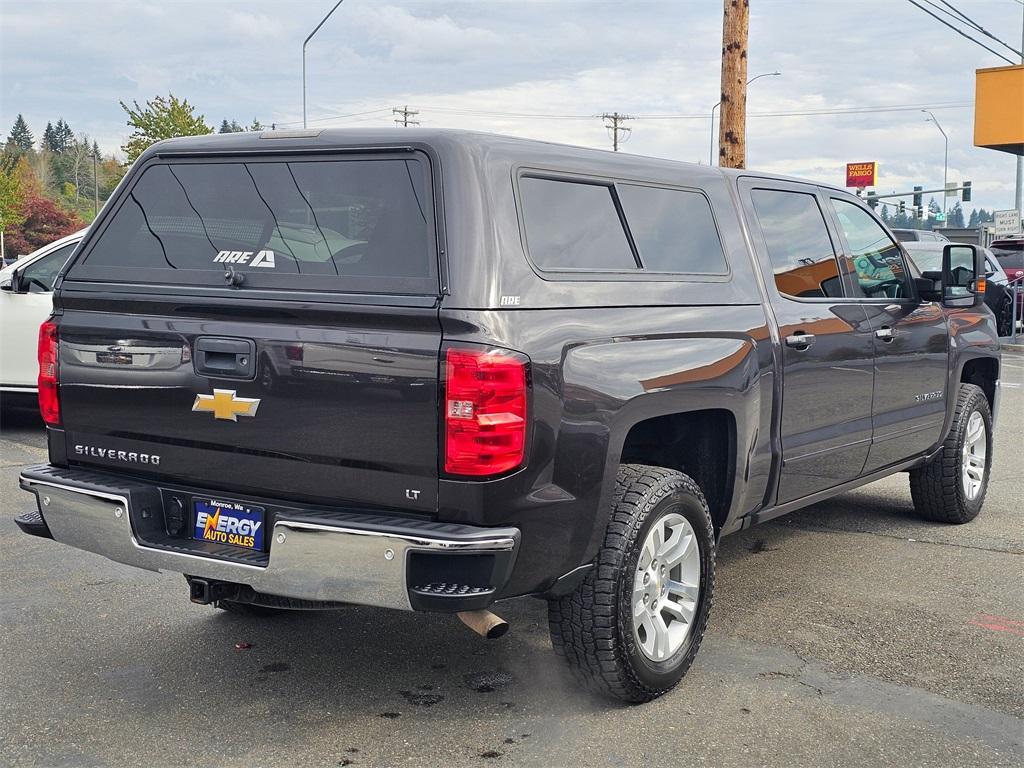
<box><xmin>17</xmin><ymin>129</ymin><xmax>1000</xmax><ymax>703</ymax></box>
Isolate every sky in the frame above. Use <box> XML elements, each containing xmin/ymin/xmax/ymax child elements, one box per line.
<box><xmin>2</xmin><ymin>0</ymin><xmax>1022</xmax><ymax>212</ymax></box>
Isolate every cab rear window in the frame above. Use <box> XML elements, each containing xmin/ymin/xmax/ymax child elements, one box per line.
<box><xmin>71</xmin><ymin>155</ymin><xmax>437</xmax><ymax>294</ymax></box>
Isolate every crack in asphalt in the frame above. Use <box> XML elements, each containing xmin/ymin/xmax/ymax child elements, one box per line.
<box><xmin>774</xmin><ymin>521</ymin><xmax>1023</xmax><ymax>556</ymax></box>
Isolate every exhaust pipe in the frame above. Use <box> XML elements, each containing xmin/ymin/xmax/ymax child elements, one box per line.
<box><xmin>457</xmin><ymin>609</ymin><xmax>509</xmax><ymax>639</ymax></box>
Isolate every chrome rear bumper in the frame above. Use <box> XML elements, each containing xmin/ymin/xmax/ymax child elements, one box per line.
<box><xmin>19</xmin><ymin>465</ymin><xmax>519</xmax><ymax>612</ymax></box>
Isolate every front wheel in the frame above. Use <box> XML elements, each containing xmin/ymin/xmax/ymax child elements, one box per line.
<box><xmin>548</xmin><ymin>464</ymin><xmax>715</xmax><ymax>703</ymax></box>
<box><xmin>909</xmin><ymin>383</ymin><xmax>992</xmax><ymax>523</ymax></box>
<box><xmin>996</xmin><ymin>296</ymin><xmax>1013</xmax><ymax>338</ymax></box>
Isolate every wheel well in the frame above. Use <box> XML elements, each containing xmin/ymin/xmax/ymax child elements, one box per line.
<box><xmin>619</xmin><ymin>410</ymin><xmax>735</xmax><ymax>533</ymax></box>
<box><xmin>960</xmin><ymin>358</ymin><xmax>998</xmax><ymax>410</ymax></box>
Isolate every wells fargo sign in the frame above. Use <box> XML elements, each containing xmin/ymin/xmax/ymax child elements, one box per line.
<box><xmin>845</xmin><ymin>162</ymin><xmax>877</xmax><ymax>188</ymax></box>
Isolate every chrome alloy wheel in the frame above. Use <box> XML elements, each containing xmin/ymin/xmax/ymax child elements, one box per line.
<box><xmin>961</xmin><ymin>411</ymin><xmax>987</xmax><ymax>501</ymax></box>
<box><xmin>631</xmin><ymin>512</ymin><xmax>701</xmax><ymax>662</ymax></box>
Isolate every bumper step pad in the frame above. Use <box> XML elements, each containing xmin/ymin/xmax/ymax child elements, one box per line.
<box><xmin>14</xmin><ymin>509</ymin><xmax>52</xmax><ymax>539</ymax></box>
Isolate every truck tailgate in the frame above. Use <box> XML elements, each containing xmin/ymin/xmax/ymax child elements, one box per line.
<box><xmin>57</xmin><ymin>302</ymin><xmax>441</xmax><ymax>513</ymax></box>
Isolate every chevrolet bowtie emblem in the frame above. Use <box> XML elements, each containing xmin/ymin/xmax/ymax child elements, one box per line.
<box><xmin>191</xmin><ymin>389</ymin><xmax>260</xmax><ymax>421</ymax></box>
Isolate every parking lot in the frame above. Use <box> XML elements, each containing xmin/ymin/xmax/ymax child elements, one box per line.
<box><xmin>1</xmin><ymin>349</ymin><xmax>1021</xmax><ymax>768</ymax></box>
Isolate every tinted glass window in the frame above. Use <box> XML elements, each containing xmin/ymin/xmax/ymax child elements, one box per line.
<box><xmin>520</xmin><ymin>177</ymin><xmax>637</xmax><ymax>270</ymax></box>
<box><xmin>78</xmin><ymin>158</ymin><xmax>434</xmax><ymax>292</ymax></box>
<box><xmin>750</xmin><ymin>189</ymin><xmax>845</xmax><ymax>298</ymax></box>
<box><xmin>831</xmin><ymin>199</ymin><xmax>912</xmax><ymax>299</ymax></box>
<box><xmin>22</xmin><ymin>242</ymin><xmax>78</xmax><ymax>292</ymax></box>
<box><xmin>892</xmin><ymin>230</ymin><xmax>914</xmax><ymax>242</ymax></box>
<box><xmin>616</xmin><ymin>185</ymin><xmax>726</xmax><ymax>273</ymax></box>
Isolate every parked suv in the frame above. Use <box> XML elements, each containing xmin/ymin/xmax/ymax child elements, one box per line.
<box><xmin>17</xmin><ymin>129</ymin><xmax>1000</xmax><ymax>703</ymax></box>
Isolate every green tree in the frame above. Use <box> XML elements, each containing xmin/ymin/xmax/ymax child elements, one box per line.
<box><xmin>947</xmin><ymin>201</ymin><xmax>965</xmax><ymax>228</ymax></box>
<box><xmin>219</xmin><ymin>119</ymin><xmax>244</xmax><ymax>133</ymax></box>
<box><xmin>0</xmin><ymin>163</ymin><xmax>27</xmax><ymax>258</ymax></box>
<box><xmin>120</xmin><ymin>94</ymin><xmax>212</xmax><ymax>163</ymax></box>
<box><xmin>249</xmin><ymin>118</ymin><xmax>264</xmax><ymax>132</ymax></box>
<box><xmin>6</xmin><ymin>114</ymin><xmax>34</xmax><ymax>153</ymax></box>
<box><xmin>42</xmin><ymin>122</ymin><xmax>57</xmax><ymax>152</ymax></box>
<box><xmin>50</xmin><ymin>119</ymin><xmax>73</xmax><ymax>153</ymax></box>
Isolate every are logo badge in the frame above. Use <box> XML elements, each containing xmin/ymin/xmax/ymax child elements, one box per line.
<box><xmin>192</xmin><ymin>389</ymin><xmax>261</xmax><ymax>421</ymax></box>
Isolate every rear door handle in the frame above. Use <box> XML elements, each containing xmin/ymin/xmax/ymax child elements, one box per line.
<box><xmin>875</xmin><ymin>326</ymin><xmax>896</xmax><ymax>342</ymax></box>
<box><xmin>785</xmin><ymin>333</ymin><xmax>815</xmax><ymax>349</ymax></box>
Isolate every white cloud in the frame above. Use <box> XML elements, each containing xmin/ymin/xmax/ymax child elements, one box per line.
<box><xmin>1</xmin><ymin>0</ymin><xmax>1019</xmax><ymax>210</ymax></box>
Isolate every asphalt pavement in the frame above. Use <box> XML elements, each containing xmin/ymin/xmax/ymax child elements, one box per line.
<box><xmin>1</xmin><ymin>351</ymin><xmax>1022</xmax><ymax>768</ymax></box>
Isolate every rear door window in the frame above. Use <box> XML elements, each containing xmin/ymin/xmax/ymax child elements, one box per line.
<box><xmin>71</xmin><ymin>156</ymin><xmax>437</xmax><ymax>294</ymax></box>
<box><xmin>519</xmin><ymin>177</ymin><xmax>638</xmax><ymax>271</ymax></box>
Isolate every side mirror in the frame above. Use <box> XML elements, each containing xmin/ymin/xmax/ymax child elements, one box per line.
<box><xmin>941</xmin><ymin>243</ymin><xmax>985</xmax><ymax>307</ymax></box>
<box><xmin>1</xmin><ymin>267</ymin><xmax>23</xmax><ymax>293</ymax></box>
<box><xmin>915</xmin><ymin>274</ymin><xmax>942</xmax><ymax>302</ymax></box>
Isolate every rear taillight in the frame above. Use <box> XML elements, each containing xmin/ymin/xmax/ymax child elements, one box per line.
<box><xmin>285</xmin><ymin>345</ymin><xmax>303</xmax><ymax>362</ymax></box>
<box><xmin>444</xmin><ymin>348</ymin><xmax>528</xmax><ymax>476</ymax></box>
<box><xmin>37</xmin><ymin>320</ymin><xmax>60</xmax><ymax>426</ymax></box>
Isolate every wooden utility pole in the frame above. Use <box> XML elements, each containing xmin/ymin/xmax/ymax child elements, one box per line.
<box><xmin>718</xmin><ymin>0</ymin><xmax>749</xmax><ymax>168</ymax></box>
<box><xmin>601</xmin><ymin>112</ymin><xmax>632</xmax><ymax>152</ymax></box>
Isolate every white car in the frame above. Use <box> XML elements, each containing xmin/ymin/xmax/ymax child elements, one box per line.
<box><xmin>0</xmin><ymin>229</ymin><xmax>87</xmax><ymax>395</ymax></box>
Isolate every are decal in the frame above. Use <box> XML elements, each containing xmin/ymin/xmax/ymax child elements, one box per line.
<box><xmin>212</xmin><ymin>250</ymin><xmax>276</xmax><ymax>268</ymax></box>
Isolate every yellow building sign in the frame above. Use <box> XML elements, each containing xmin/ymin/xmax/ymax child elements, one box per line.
<box><xmin>974</xmin><ymin>64</ymin><xmax>1024</xmax><ymax>156</ymax></box>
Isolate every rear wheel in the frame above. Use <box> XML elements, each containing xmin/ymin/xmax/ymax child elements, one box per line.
<box><xmin>909</xmin><ymin>383</ymin><xmax>992</xmax><ymax>523</ymax></box>
<box><xmin>548</xmin><ymin>464</ymin><xmax>715</xmax><ymax>703</ymax></box>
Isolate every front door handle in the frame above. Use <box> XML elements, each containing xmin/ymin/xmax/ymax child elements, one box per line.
<box><xmin>785</xmin><ymin>333</ymin><xmax>815</xmax><ymax>349</ymax></box>
<box><xmin>875</xmin><ymin>326</ymin><xmax>896</xmax><ymax>342</ymax></box>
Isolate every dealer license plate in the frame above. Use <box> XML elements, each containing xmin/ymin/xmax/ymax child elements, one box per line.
<box><xmin>193</xmin><ymin>498</ymin><xmax>265</xmax><ymax>551</ymax></box>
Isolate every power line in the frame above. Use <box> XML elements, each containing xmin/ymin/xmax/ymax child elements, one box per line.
<box><xmin>274</xmin><ymin>107</ymin><xmax>394</xmax><ymax>128</ymax></box>
<box><xmin>933</xmin><ymin>0</ymin><xmax>1023</xmax><ymax>57</ymax></box>
<box><xmin>269</xmin><ymin>100</ymin><xmax>974</xmax><ymax>130</ymax></box>
<box><xmin>904</xmin><ymin>0</ymin><xmax>1016</xmax><ymax>63</ymax></box>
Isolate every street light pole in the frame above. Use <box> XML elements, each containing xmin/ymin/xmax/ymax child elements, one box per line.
<box><xmin>1016</xmin><ymin>7</ymin><xmax>1023</xmax><ymax>215</ymax></box>
<box><xmin>922</xmin><ymin>109</ymin><xmax>949</xmax><ymax>224</ymax></box>
<box><xmin>93</xmin><ymin>148</ymin><xmax>99</xmax><ymax>217</ymax></box>
<box><xmin>303</xmin><ymin>0</ymin><xmax>345</xmax><ymax>129</ymax></box>
<box><xmin>709</xmin><ymin>71</ymin><xmax>780</xmax><ymax>166</ymax></box>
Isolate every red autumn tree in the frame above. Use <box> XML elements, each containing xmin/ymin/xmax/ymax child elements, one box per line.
<box><xmin>5</xmin><ymin>194</ymin><xmax>84</xmax><ymax>256</ymax></box>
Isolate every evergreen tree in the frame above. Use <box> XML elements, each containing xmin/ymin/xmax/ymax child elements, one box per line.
<box><xmin>249</xmin><ymin>118</ymin><xmax>264</xmax><ymax>132</ymax></box>
<box><xmin>48</xmin><ymin>119</ymin><xmax>74</xmax><ymax>153</ymax></box>
<box><xmin>926</xmin><ymin>197</ymin><xmax>941</xmax><ymax>230</ymax></box>
<box><xmin>42</xmin><ymin>122</ymin><xmax>58</xmax><ymax>152</ymax></box>
<box><xmin>968</xmin><ymin>208</ymin><xmax>979</xmax><ymax>227</ymax></box>
<box><xmin>947</xmin><ymin>201</ymin><xmax>964</xmax><ymax>228</ymax></box>
<box><xmin>6</xmin><ymin>114</ymin><xmax>34</xmax><ymax>153</ymax></box>
<box><xmin>218</xmin><ymin>119</ymin><xmax>243</xmax><ymax>133</ymax></box>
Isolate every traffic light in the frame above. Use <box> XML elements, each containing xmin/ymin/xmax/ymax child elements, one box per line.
<box><xmin>913</xmin><ymin>185</ymin><xmax>923</xmax><ymax>210</ymax></box>
<box><xmin>914</xmin><ymin>205</ymin><xmax>924</xmax><ymax>219</ymax></box>
<box><xmin>899</xmin><ymin>200</ymin><xmax>906</xmax><ymax>215</ymax></box>
<box><xmin>866</xmin><ymin>191</ymin><xmax>878</xmax><ymax>209</ymax></box>
<box><xmin>962</xmin><ymin>181</ymin><xmax>971</xmax><ymax>202</ymax></box>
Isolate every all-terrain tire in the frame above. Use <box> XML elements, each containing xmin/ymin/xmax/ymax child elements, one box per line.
<box><xmin>548</xmin><ymin>464</ymin><xmax>715</xmax><ymax>703</ymax></box>
<box><xmin>996</xmin><ymin>295</ymin><xmax>1013</xmax><ymax>338</ymax></box>
<box><xmin>909</xmin><ymin>383</ymin><xmax>992</xmax><ymax>524</ymax></box>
